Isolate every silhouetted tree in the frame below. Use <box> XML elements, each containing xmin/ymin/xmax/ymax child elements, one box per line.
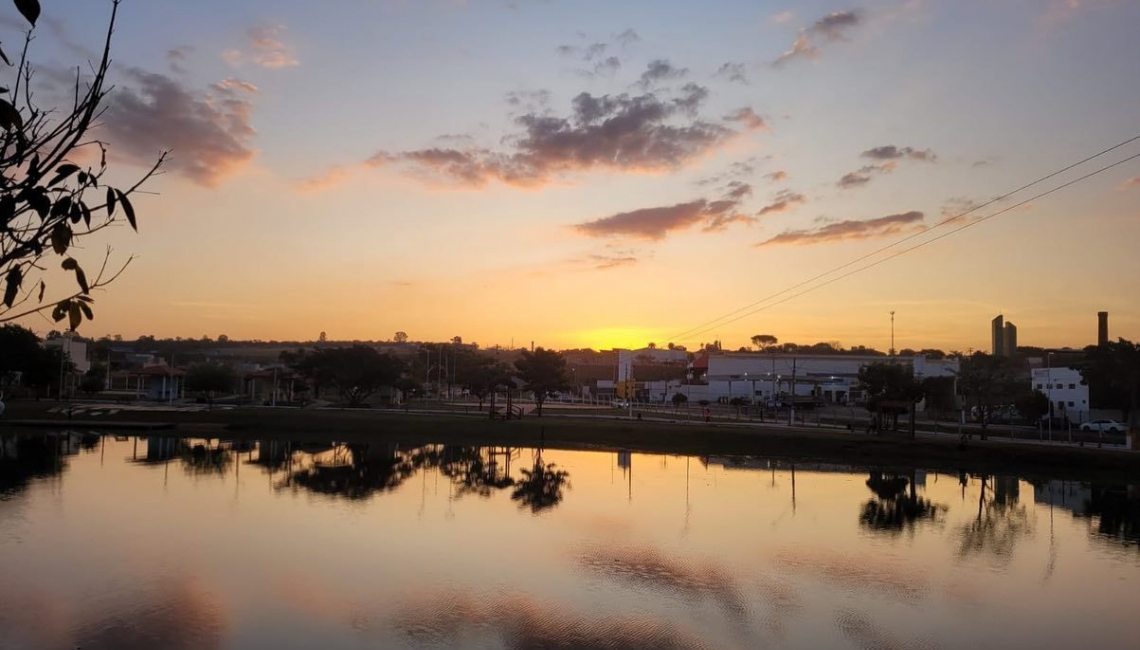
<box><xmin>1</xmin><ymin>0</ymin><xmax>164</xmax><ymax>329</ymax></box>
<box><xmin>860</xmin><ymin>470</ymin><xmax>946</xmax><ymax>533</ymax></box>
<box><xmin>393</xmin><ymin>331</ymin><xmax>408</xmax><ymax>343</ymax></box>
<box><xmin>751</xmin><ymin>334</ymin><xmax>778</xmax><ymax>351</ymax></box>
<box><xmin>302</xmin><ymin>346</ymin><xmax>405</xmax><ymax>407</ymax></box>
<box><xmin>858</xmin><ymin>362</ymin><xmax>924</xmax><ymax>435</ymax></box>
<box><xmin>1014</xmin><ymin>389</ymin><xmax>1050</xmax><ymax>424</ymax></box>
<box><xmin>514</xmin><ymin>347</ymin><xmax>568</xmax><ymax>417</ymax></box>
<box><xmin>959</xmin><ymin>353</ymin><xmax>1021</xmax><ymax>439</ymax></box>
<box><xmin>671</xmin><ymin>392</ymin><xmax>688</xmax><ymax>407</ymax></box>
<box><xmin>184</xmin><ymin>363</ymin><xmax>236</xmax><ymax>407</ymax></box>
<box><xmin>78</xmin><ymin>364</ymin><xmax>105</xmax><ymax>394</ymax></box>
<box><xmin>1081</xmin><ymin>339</ymin><xmax>1140</xmax><ymax>427</ymax></box>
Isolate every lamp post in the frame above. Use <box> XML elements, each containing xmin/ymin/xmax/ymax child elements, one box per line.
<box><xmin>1046</xmin><ymin>352</ymin><xmax>1053</xmax><ymax>443</ymax></box>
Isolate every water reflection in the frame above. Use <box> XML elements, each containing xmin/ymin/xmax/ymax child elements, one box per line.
<box><xmin>957</xmin><ymin>474</ymin><xmax>1032</xmax><ymax>564</ymax></box>
<box><xmin>510</xmin><ymin>458</ymin><xmax>571</xmax><ymax>513</ymax></box>
<box><xmin>860</xmin><ymin>470</ymin><xmax>947</xmax><ymax>534</ymax></box>
<box><xmin>0</xmin><ymin>431</ymin><xmax>96</xmax><ymax>497</ymax></box>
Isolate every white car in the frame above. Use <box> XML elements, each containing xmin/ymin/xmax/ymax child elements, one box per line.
<box><xmin>1079</xmin><ymin>419</ymin><xmax>1126</xmax><ymax>433</ymax></box>
<box><xmin>611</xmin><ymin>399</ymin><xmax>630</xmax><ymax>409</ymax></box>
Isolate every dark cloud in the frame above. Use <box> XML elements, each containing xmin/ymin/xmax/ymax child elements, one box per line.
<box><xmin>103</xmin><ymin>69</ymin><xmax>257</xmax><ymax>186</ymax></box>
<box><xmin>724</xmin><ymin>107</ymin><xmax>768</xmax><ymax>131</ymax></box>
<box><xmin>637</xmin><ymin>59</ymin><xmax>688</xmax><ymax>88</ymax></box>
<box><xmin>757</xmin><ymin>190</ymin><xmax>806</xmax><ymax>217</ymax></box>
<box><xmin>758</xmin><ymin>211</ymin><xmax>924</xmax><ymax>246</ymax></box>
<box><xmin>773</xmin><ymin>9</ymin><xmax>863</xmax><ymax>67</ymax></box>
<box><xmin>811</xmin><ymin>11</ymin><xmax>862</xmax><ymax>40</ymax></box>
<box><xmin>166</xmin><ymin>46</ymin><xmax>195</xmax><ymax>74</ymax></box>
<box><xmin>972</xmin><ymin>156</ymin><xmax>999</xmax><ymax>168</ymax></box>
<box><xmin>837</xmin><ymin>162</ymin><xmax>896</xmax><ymax>189</ymax></box>
<box><xmin>505</xmin><ymin>89</ymin><xmax>552</xmax><ymax>109</ymax></box>
<box><xmin>615</xmin><ymin>28</ymin><xmax>640</xmax><ymax>48</ymax></box>
<box><xmin>575</xmin><ymin>183</ymin><xmax>753</xmax><ymax>240</ymax></box>
<box><xmin>357</xmin><ymin>86</ymin><xmax>735</xmax><ymax>188</ymax></box>
<box><xmin>767</xmin><ymin>170</ymin><xmax>788</xmax><ymax>182</ymax></box>
<box><xmin>862</xmin><ymin>145</ymin><xmax>937</xmax><ymax>162</ymax></box>
<box><xmin>716</xmin><ymin>62</ymin><xmax>748</xmax><ymax>84</ymax></box>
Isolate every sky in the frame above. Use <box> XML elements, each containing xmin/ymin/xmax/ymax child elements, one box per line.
<box><xmin>5</xmin><ymin>0</ymin><xmax>1140</xmax><ymax>352</ymax></box>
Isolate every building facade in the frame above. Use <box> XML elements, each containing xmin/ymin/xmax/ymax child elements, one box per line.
<box><xmin>1030</xmin><ymin>367</ymin><xmax>1090</xmax><ymax>423</ymax></box>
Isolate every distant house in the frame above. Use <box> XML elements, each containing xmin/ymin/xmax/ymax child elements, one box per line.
<box><xmin>107</xmin><ymin>365</ymin><xmax>185</xmax><ymax>401</ymax></box>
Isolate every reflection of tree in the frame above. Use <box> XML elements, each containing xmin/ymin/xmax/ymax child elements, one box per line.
<box><xmin>860</xmin><ymin>471</ymin><xmax>946</xmax><ymax>533</ymax></box>
<box><xmin>510</xmin><ymin>460</ymin><xmax>570</xmax><ymax>513</ymax></box>
<box><xmin>437</xmin><ymin>446</ymin><xmax>516</xmax><ymax>498</ymax></box>
<box><xmin>957</xmin><ymin>475</ymin><xmax>1032</xmax><ymax>563</ymax></box>
<box><xmin>1082</xmin><ymin>485</ymin><xmax>1140</xmax><ymax>549</ymax></box>
<box><xmin>284</xmin><ymin>443</ymin><xmax>416</xmax><ymax>500</ymax></box>
<box><xmin>0</xmin><ymin>434</ymin><xmax>67</xmax><ymax>496</ymax></box>
<box><xmin>180</xmin><ymin>443</ymin><xmax>233</xmax><ymax>477</ymax></box>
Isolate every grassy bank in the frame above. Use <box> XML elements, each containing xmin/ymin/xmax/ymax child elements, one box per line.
<box><xmin>3</xmin><ymin>400</ymin><xmax>1138</xmax><ymax>482</ymax></box>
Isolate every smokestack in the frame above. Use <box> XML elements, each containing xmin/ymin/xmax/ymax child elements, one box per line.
<box><xmin>1098</xmin><ymin>311</ymin><xmax>1109</xmax><ymax>346</ymax></box>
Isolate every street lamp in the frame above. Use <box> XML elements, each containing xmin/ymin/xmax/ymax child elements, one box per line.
<box><xmin>1046</xmin><ymin>352</ymin><xmax>1054</xmax><ymax>443</ymax></box>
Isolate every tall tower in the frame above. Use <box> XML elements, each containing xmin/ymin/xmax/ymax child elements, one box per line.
<box><xmin>1003</xmin><ymin>322</ymin><xmax>1017</xmax><ymax>357</ymax></box>
<box><xmin>991</xmin><ymin>315</ymin><xmax>1004</xmax><ymax>357</ymax></box>
<box><xmin>1098</xmin><ymin>311</ymin><xmax>1109</xmax><ymax>346</ymax></box>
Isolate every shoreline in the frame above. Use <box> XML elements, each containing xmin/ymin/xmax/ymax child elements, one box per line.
<box><xmin>3</xmin><ymin>402</ymin><xmax>1138</xmax><ymax>483</ymax></box>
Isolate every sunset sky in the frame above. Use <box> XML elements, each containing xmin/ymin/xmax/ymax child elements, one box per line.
<box><xmin>7</xmin><ymin>0</ymin><xmax>1140</xmax><ymax>352</ymax></box>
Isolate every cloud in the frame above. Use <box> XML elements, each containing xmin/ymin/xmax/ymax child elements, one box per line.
<box><xmin>102</xmin><ymin>69</ymin><xmax>257</xmax><ymax>187</ymax></box>
<box><xmin>637</xmin><ymin>59</ymin><xmax>688</xmax><ymax>88</ymax></box>
<box><xmin>771</xmin><ymin>11</ymin><xmax>794</xmax><ymax>24</ymax></box>
<box><xmin>305</xmin><ymin>84</ymin><xmax>743</xmax><ymax>190</ymax></box>
<box><xmin>972</xmin><ymin>156</ymin><xmax>999</xmax><ymax>168</ymax></box>
<box><xmin>574</xmin><ymin>183</ymin><xmax>753</xmax><ymax>240</ymax></box>
<box><xmin>757</xmin><ymin>190</ymin><xmax>806</xmax><ymax>217</ymax></box>
<box><xmin>589</xmin><ymin>254</ymin><xmax>638</xmax><ymax>270</ymax></box>
<box><xmin>1119</xmin><ymin>176</ymin><xmax>1140</xmax><ymax>190</ymax></box>
<box><xmin>166</xmin><ymin>46</ymin><xmax>194</xmax><ymax>74</ymax></box>
<box><xmin>758</xmin><ymin>211</ymin><xmax>924</xmax><ymax>246</ymax></box>
<box><xmin>861</xmin><ymin>145</ymin><xmax>937</xmax><ymax>162</ymax></box>
<box><xmin>724</xmin><ymin>107</ymin><xmax>768</xmax><ymax>131</ymax></box>
<box><xmin>811</xmin><ymin>11</ymin><xmax>862</xmax><ymax>40</ymax></box>
<box><xmin>766</xmin><ymin>170</ymin><xmax>788</xmax><ymax>182</ymax></box>
<box><xmin>715</xmin><ymin>62</ymin><xmax>748</xmax><ymax>84</ymax></box>
<box><xmin>505</xmin><ymin>89</ymin><xmax>552</xmax><ymax>109</ymax></box>
<box><xmin>615</xmin><ymin>28</ymin><xmax>640</xmax><ymax>47</ymax></box>
<box><xmin>224</xmin><ymin>24</ymin><xmax>299</xmax><ymax>69</ymax></box>
<box><xmin>837</xmin><ymin>162</ymin><xmax>896</xmax><ymax>189</ymax></box>
<box><xmin>773</xmin><ymin>9</ymin><xmax>863</xmax><ymax>66</ymax></box>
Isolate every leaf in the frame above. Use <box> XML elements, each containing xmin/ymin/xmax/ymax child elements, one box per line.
<box><xmin>117</xmin><ymin>189</ymin><xmax>136</xmax><ymax>231</ymax></box>
<box><xmin>68</xmin><ymin>302</ymin><xmax>81</xmax><ymax>331</ymax></box>
<box><xmin>74</xmin><ymin>266</ymin><xmax>88</xmax><ymax>294</ymax></box>
<box><xmin>37</xmin><ymin>279</ymin><xmax>44</xmax><ymax>302</ymax></box>
<box><xmin>48</xmin><ymin>163</ymin><xmax>80</xmax><ymax>187</ymax></box>
<box><xmin>51</xmin><ymin>301</ymin><xmax>66</xmax><ymax>322</ymax></box>
<box><xmin>0</xmin><ymin>98</ymin><xmax>20</xmax><ymax>130</ymax></box>
<box><xmin>26</xmin><ymin>189</ymin><xmax>49</xmax><ymax>218</ymax></box>
<box><xmin>0</xmin><ymin>46</ymin><xmax>10</xmax><ymax>67</ymax></box>
<box><xmin>78</xmin><ymin>201</ymin><xmax>91</xmax><ymax>227</ymax></box>
<box><xmin>79</xmin><ymin>301</ymin><xmax>93</xmax><ymax>321</ymax></box>
<box><xmin>50</xmin><ymin>223</ymin><xmax>71</xmax><ymax>255</ymax></box>
<box><xmin>106</xmin><ymin>187</ymin><xmax>116</xmax><ymax>216</ymax></box>
<box><xmin>13</xmin><ymin>0</ymin><xmax>40</xmax><ymax>27</ymax></box>
<box><xmin>50</xmin><ymin>195</ymin><xmax>71</xmax><ymax>219</ymax></box>
<box><xmin>3</xmin><ymin>266</ymin><xmax>20</xmax><ymax>307</ymax></box>
<box><xmin>61</xmin><ymin>257</ymin><xmax>78</xmax><ymax>271</ymax></box>
<box><xmin>68</xmin><ymin>201</ymin><xmax>82</xmax><ymax>224</ymax></box>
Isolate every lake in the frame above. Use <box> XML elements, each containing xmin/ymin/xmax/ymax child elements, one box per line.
<box><xmin>1</xmin><ymin>431</ymin><xmax>1138</xmax><ymax>649</ymax></box>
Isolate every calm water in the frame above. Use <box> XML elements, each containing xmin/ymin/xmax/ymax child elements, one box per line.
<box><xmin>1</xmin><ymin>432</ymin><xmax>1138</xmax><ymax>650</ymax></box>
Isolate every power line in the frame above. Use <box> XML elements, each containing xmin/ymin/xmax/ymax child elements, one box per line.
<box><xmin>668</xmin><ymin>133</ymin><xmax>1140</xmax><ymax>343</ymax></box>
<box><xmin>676</xmin><ymin>148</ymin><xmax>1140</xmax><ymax>344</ymax></box>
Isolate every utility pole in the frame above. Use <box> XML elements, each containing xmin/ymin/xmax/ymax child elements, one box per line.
<box><xmin>789</xmin><ymin>358</ymin><xmax>797</xmax><ymax>426</ymax></box>
<box><xmin>890</xmin><ymin>311</ymin><xmax>896</xmax><ymax>357</ymax></box>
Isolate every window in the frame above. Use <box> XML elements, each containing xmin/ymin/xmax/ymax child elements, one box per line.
<box><xmin>1036</xmin><ymin>384</ymin><xmax>1043</xmax><ymax>390</ymax></box>
<box><xmin>1068</xmin><ymin>401</ymin><xmax>1075</xmax><ymax>408</ymax></box>
<box><xmin>1068</xmin><ymin>384</ymin><xmax>1075</xmax><ymax>389</ymax></box>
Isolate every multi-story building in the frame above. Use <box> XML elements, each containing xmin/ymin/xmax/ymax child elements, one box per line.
<box><xmin>1030</xmin><ymin>367</ymin><xmax>1090</xmax><ymax>423</ymax></box>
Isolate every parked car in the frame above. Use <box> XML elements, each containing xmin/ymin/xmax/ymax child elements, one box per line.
<box><xmin>611</xmin><ymin>399</ymin><xmax>630</xmax><ymax>409</ymax></box>
<box><xmin>1079</xmin><ymin>419</ymin><xmax>1127</xmax><ymax>433</ymax></box>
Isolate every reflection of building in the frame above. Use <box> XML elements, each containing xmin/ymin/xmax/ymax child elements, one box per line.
<box><xmin>1033</xmin><ymin>480</ymin><xmax>1092</xmax><ymax>515</ymax></box>
<box><xmin>146</xmin><ymin>437</ymin><xmax>181</xmax><ymax>462</ymax></box>
<box><xmin>617</xmin><ymin>451</ymin><xmax>631</xmax><ymax>470</ymax></box>
<box><xmin>1030</xmin><ymin>367</ymin><xmax>1090</xmax><ymax>423</ymax></box>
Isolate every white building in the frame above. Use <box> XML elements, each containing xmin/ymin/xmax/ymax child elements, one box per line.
<box><xmin>695</xmin><ymin>353</ymin><xmax>959</xmax><ymax>407</ymax></box>
<box><xmin>43</xmin><ymin>337</ymin><xmax>91</xmax><ymax>373</ymax></box>
<box><xmin>1030</xmin><ymin>367</ymin><xmax>1090</xmax><ymax>423</ymax></box>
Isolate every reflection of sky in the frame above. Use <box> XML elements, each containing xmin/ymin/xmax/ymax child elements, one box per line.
<box><xmin>0</xmin><ymin>436</ymin><xmax>1138</xmax><ymax>649</ymax></box>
